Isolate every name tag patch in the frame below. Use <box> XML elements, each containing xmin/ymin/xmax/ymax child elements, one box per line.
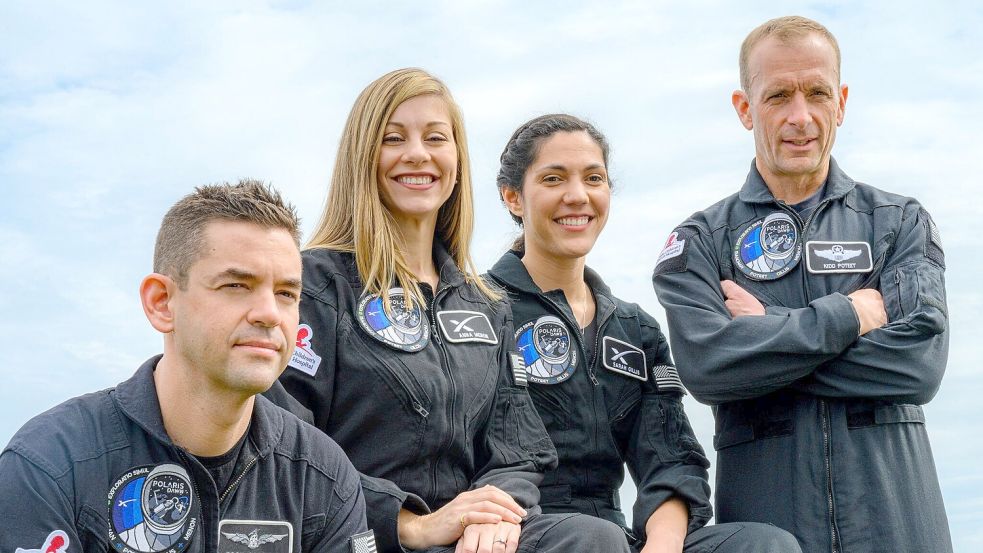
<box><xmin>601</xmin><ymin>336</ymin><xmax>647</xmax><ymax>381</ymax></box>
<box><xmin>288</xmin><ymin>324</ymin><xmax>322</xmax><ymax>376</ymax></box>
<box><xmin>219</xmin><ymin>520</ymin><xmax>293</xmax><ymax>552</ymax></box>
<box><xmin>436</xmin><ymin>310</ymin><xmax>498</xmax><ymax>344</ymax></box>
<box><xmin>805</xmin><ymin>241</ymin><xmax>873</xmax><ymax>273</ymax></box>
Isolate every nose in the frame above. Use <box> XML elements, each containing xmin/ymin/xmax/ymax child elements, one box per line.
<box><xmin>401</xmin><ymin>137</ymin><xmax>431</xmax><ymax>164</ymax></box>
<box><xmin>786</xmin><ymin>93</ymin><xmax>812</xmax><ymax>128</ymax></box>
<box><xmin>248</xmin><ymin>289</ymin><xmax>282</xmax><ymax>328</ymax></box>
<box><xmin>563</xmin><ymin>178</ymin><xmax>590</xmax><ymax>205</ymax></box>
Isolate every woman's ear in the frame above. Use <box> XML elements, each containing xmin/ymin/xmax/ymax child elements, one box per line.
<box><xmin>500</xmin><ymin>187</ymin><xmax>523</xmax><ymax>220</ymax></box>
<box><xmin>141</xmin><ymin>273</ymin><xmax>177</xmax><ymax>334</ymax></box>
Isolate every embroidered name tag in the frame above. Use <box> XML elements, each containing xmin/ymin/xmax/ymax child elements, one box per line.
<box><xmin>601</xmin><ymin>337</ymin><xmax>647</xmax><ymax>381</ymax></box>
<box><xmin>805</xmin><ymin>241</ymin><xmax>873</xmax><ymax>273</ymax></box>
<box><xmin>219</xmin><ymin>520</ymin><xmax>293</xmax><ymax>553</ymax></box>
<box><xmin>436</xmin><ymin>310</ymin><xmax>498</xmax><ymax>344</ymax></box>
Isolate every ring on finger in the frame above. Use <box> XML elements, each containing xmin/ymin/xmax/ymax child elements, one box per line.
<box><xmin>495</xmin><ymin>538</ymin><xmax>508</xmax><ymax>544</ymax></box>
<box><xmin>460</xmin><ymin>513</ymin><xmax>467</xmax><ymax>529</ymax></box>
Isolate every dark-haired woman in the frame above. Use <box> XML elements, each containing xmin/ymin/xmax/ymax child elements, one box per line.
<box><xmin>487</xmin><ymin>114</ymin><xmax>802</xmax><ymax>553</ymax></box>
<box><xmin>268</xmin><ymin>71</ymin><xmax>630</xmax><ymax>553</ymax></box>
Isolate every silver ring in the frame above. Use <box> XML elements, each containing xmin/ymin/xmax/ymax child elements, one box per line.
<box><xmin>495</xmin><ymin>538</ymin><xmax>507</xmax><ymax>544</ymax></box>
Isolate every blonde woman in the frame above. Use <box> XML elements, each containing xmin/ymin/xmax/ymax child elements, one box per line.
<box><xmin>270</xmin><ymin>69</ymin><xmax>628</xmax><ymax>553</ymax></box>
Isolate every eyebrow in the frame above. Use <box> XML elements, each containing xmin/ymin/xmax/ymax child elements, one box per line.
<box><xmin>212</xmin><ymin>268</ymin><xmax>302</xmax><ymax>289</ymax></box>
<box><xmin>539</xmin><ymin>163</ymin><xmax>606</xmax><ymax>171</ymax></box>
<box><xmin>385</xmin><ymin>121</ymin><xmax>452</xmax><ymax>128</ymax></box>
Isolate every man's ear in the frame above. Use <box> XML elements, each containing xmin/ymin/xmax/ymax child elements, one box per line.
<box><xmin>141</xmin><ymin>273</ymin><xmax>177</xmax><ymax>334</ymax></box>
<box><xmin>732</xmin><ymin>89</ymin><xmax>754</xmax><ymax>130</ymax></box>
<box><xmin>836</xmin><ymin>84</ymin><xmax>849</xmax><ymax>126</ymax></box>
<box><xmin>500</xmin><ymin>187</ymin><xmax>524</xmax><ymax>220</ymax></box>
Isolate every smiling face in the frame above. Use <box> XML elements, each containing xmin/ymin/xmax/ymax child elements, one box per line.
<box><xmin>166</xmin><ymin>220</ymin><xmax>302</xmax><ymax>396</ymax></box>
<box><xmin>377</xmin><ymin>94</ymin><xmax>458</xmax><ymax>228</ymax></box>
<box><xmin>733</xmin><ymin>32</ymin><xmax>848</xmax><ymax>190</ymax></box>
<box><xmin>503</xmin><ymin>131</ymin><xmax>610</xmax><ymax>263</ymax></box>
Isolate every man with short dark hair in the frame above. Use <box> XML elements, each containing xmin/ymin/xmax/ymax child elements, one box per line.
<box><xmin>0</xmin><ymin>180</ymin><xmax>372</xmax><ymax>552</ymax></box>
<box><xmin>653</xmin><ymin>16</ymin><xmax>952</xmax><ymax>553</ymax></box>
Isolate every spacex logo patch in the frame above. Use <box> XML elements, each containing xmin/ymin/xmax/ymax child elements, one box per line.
<box><xmin>436</xmin><ymin>310</ymin><xmax>498</xmax><ymax>344</ymax></box>
<box><xmin>602</xmin><ymin>337</ymin><xmax>647</xmax><ymax>381</ymax></box>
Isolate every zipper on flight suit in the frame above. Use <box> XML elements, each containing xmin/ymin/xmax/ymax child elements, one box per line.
<box><xmin>778</xmin><ymin>200</ymin><xmax>842</xmax><ymax>553</ymax></box>
<box><xmin>426</xmin><ymin>283</ymin><xmax>456</xmax><ymax>505</ymax></box>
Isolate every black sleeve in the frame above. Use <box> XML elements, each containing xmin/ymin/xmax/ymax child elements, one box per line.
<box><xmin>625</xmin><ymin>310</ymin><xmax>712</xmax><ymax>538</ymax></box>
<box><xmin>652</xmin><ymin>225</ymin><xmax>860</xmax><ymax>405</ymax></box>
<box><xmin>790</xmin><ymin>204</ymin><xmax>948</xmax><ymax>404</ymax></box>
<box><xmin>470</xmin><ymin>309</ymin><xmax>557</xmax><ymax>512</ymax></box>
<box><xmin>306</xmin><ymin>446</ymin><xmax>372</xmax><ymax>553</ymax></box>
<box><xmin>0</xmin><ymin>450</ymin><xmax>81</xmax><ymax>552</ymax></box>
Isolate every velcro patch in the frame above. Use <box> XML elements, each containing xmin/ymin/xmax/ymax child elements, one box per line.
<box><xmin>601</xmin><ymin>336</ymin><xmax>647</xmax><ymax>381</ymax></box>
<box><xmin>219</xmin><ymin>520</ymin><xmax>293</xmax><ymax>553</ymax></box>
<box><xmin>654</xmin><ymin>228</ymin><xmax>691</xmax><ymax>274</ymax></box>
<box><xmin>436</xmin><ymin>310</ymin><xmax>498</xmax><ymax>344</ymax></box>
<box><xmin>921</xmin><ymin>208</ymin><xmax>945</xmax><ymax>267</ymax></box>
<box><xmin>288</xmin><ymin>324</ymin><xmax>322</xmax><ymax>377</ymax></box>
<box><xmin>652</xmin><ymin>364</ymin><xmax>686</xmax><ymax>394</ymax></box>
<box><xmin>509</xmin><ymin>353</ymin><xmax>528</xmax><ymax>387</ymax></box>
<box><xmin>350</xmin><ymin>530</ymin><xmax>377</xmax><ymax>553</ymax></box>
<box><xmin>805</xmin><ymin>241</ymin><xmax>873</xmax><ymax>273</ymax></box>
<box><xmin>15</xmin><ymin>530</ymin><xmax>69</xmax><ymax>553</ymax></box>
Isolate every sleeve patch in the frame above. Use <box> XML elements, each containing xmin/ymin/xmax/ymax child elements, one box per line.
<box><xmin>509</xmin><ymin>353</ymin><xmax>528</xmax><ymax>387</ymax></box>
<box><xmin>921</xmin><ymin>208</ymin><xmax>945</xmax><ymax>267</ymax></box>
<box><xmin>350</xmin><ymin>530</ymin><xmax>377</xmax><ymax>553</ymax></box>
<box><xmin>652</xmin><ymin>364</ymin><xmax>686</xmax><ymax>394</ymax></box>
<box><xmin>654</xmin><ymin>228</ymin><xmax>693</xmax><ymax>275</ymax></box>
<box><xmin>288</xmin><ymin>323</ymin><xmax>322</xmax><ymax>376</ymax></box>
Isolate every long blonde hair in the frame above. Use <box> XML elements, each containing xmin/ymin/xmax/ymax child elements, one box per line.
<box><xmin>307</xmin><ymin>68</ymin><xmax>500</xmax><ymax>307</ymax></box>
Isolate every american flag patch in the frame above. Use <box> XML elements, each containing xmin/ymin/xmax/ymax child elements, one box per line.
<box><xmin>509</xmin><ymin>353</ymin><xmax>528</xmax><ymax>387</ymax></box>
<box><xmin>350</xmin><ymin>530</ymin><xmax>376</xmax><ymax>553</ymax></box>
<box><xmin>652</xmin><ymin>364</ymin><xmax>685</xmax><ymax>394</ymax></box>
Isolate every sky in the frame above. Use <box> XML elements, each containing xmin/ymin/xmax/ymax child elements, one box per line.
<box><xmin>2</xmin><ymin>0</ymin><xmax>981</xmax><ymax>549</ymax></box>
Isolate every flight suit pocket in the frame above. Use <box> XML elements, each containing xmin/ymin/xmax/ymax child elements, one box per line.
<box><xmin>881</xmin><ymin>262</ymin><xmax>947</xmax><ymax>334</ymax></box>
<box><xmin>646</xmin><ymin>397</ymin><xmax>703</xmax><ymax>462</ymax></box>
<box><xmin>847</xmin><ymin>403</ymin><xmax>924</xmax><ymax>429</ymax></box>
<box><xmin>503</xmin><ymin>389</ymin><xmax>553</xmax><ymax>455</ymax></box>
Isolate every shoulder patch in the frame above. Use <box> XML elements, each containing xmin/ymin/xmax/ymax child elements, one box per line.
<box><xmin>654</xmin><ymin>228</ymin><xmax>691</xmax><ymax>275</ymax></box>
<box><xmin>109</xmin><ymin>464</ymin><xmax>198</xmax><ymax>553</ymax></box>
<box><xmin>350</xmin><ymin>530</ymin><xmax>377</xmax><ymax>553</ymax></box>
<box><xmin>601</xmin><ymin>336</ymin><xmax>647</xmax><ymax>381</ymax></box>
<box><xmin>921</xmin><ymin>208</ymin><xmax>945</xmax><ymax>267</ymax></box>
<box><xmin>14</xmin><ymin>530</ymin><xmax>69</xmax><ymax>553</ymax></box>
<box><xmin>652</xmin><ymin>364</ymin><xmax>686</xmax><ymax>394</ymax></box>
<box><xmin>509</xmin><ymin>353</ymin><xmax>528</xmax><ymax>387</ymax></box>
<box><xmin>288</xmin><ymin>324</ymin><xmax>322</xmax><ymax>376</ymax></box>
<box><xmin>436</xmin><ymin>310</ymin><xmax>498</xmax><ymax>344</ymax></box>
<box><xmin>219</xmin><ymin>520</ymin><xmax>293</xmax><ymax>552</ymax></box>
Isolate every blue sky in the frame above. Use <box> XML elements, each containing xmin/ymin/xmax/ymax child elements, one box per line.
<box><xmin>2</xmin><ymin>0</ymin><xmax>980</xmax><ymax>549</ymax></box>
